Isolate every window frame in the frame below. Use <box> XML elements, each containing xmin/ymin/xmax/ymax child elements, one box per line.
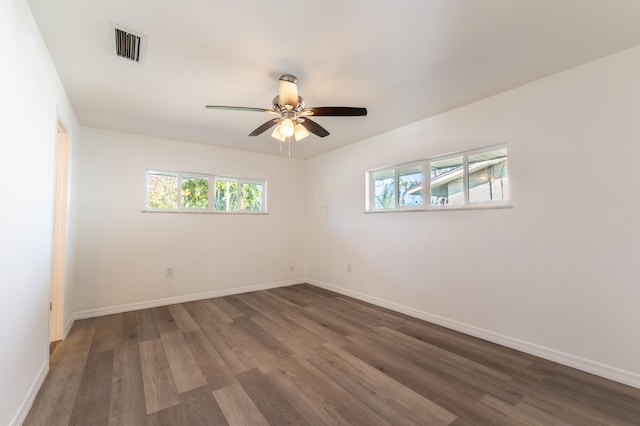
<box><xmin>144</xmin><ymin>169</ymin><xmax>267</xmax><ymax>214</ymax></box>
<box><xmin>368</xmin><ymin>161</ymin><xmax>427</xmax><ymax>210</ymax></box>
<box><xmin>365</xmin><ymin>143</ymin><xmax>509</xmax><ymax>212</ymax></box>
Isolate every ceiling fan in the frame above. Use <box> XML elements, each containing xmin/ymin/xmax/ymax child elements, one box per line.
<box><xmin>205</xmin><ymin>74</ymin><xmax>367</xmax><ymax>143</ymax></box>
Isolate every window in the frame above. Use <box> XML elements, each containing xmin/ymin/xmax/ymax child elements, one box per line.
<box><xmin>181</xmin><ymin>176</ymin><xmax>209</xmax><ymax>209</ymax></box>
<box><xmin>373</xmin><ymin>169</ymin><xmax>395</xmax><ymax>209</ymax></box>
<box><xmin>147</xmin><ymin>171</ymin><xmax>178</xmax><ymax>209</ymax></box>
<box><xmin>399</xmin><ymin>164</ymin><xmax>423</xmax><ymax>207</ymax></box>
<box><xmin>370</xmin><ymin>162</ymin><xmax>425</xmax><ymax>209</ymax></box>
<box><xmin>366</xmin><ymin>144</ymin><xmax>508</xmax><ymax>212</ymax></box>
<box><xmin>430</xmin><ymin>156</ymin><xmax>463</xmax><ymax>206</ymax></box>
<box><xmin>215</xmin><ymin>178</ymin><xmax>238</xmax><ymax>211</ymax></box>
<box><xmin>240</xmin><ymin>182</ymin><xmax>264</xmax><ymax>211</ymax></box>
<box><xmin>145</xmin><ymin>169</ymin><xmax>266</xmax><ymax>213</ymax></box>
<box><xmin>467</xmin><ymin>148</ymin><xmax>508</xmax><ymax>203</ymax></box>
<box><xmin>214</xmin><ymin>177</ymin><xmax>265</xmax><ymax>212</ymax></box>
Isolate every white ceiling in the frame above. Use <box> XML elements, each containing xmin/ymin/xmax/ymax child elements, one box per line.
<box><xmin>27</xmin><ymin>0</ymin><xmax>640</xmax><ymax>158</ymax></box>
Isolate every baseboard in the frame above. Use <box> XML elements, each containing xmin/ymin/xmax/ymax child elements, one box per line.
<box><xmin>307</xmin><ymin>278</ymin><xmax>640</xmax><ymax>390</ymax></box>
<box><xmin>63</xmin><ymin>315</ymin><xmax>74</xmax><ymax>339</ymax></box>
<box><xmin>10</xmin><ymin>360</ymin><xmax>49</xmax><ymax>426</ymax></box>
<box><xmin>69</xmin><ymin>278</ymin><xmax>303</xmax><ymax>323</ymax></box>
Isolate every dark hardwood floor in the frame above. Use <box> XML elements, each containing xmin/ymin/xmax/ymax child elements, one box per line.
<box><xmin>25</xmin><ymin>284</ymin><xmax>640</xmax><ymax>425</ymax></box>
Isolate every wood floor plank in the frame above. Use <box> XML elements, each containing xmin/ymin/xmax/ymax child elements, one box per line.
<box><xmin>534</xmin><ymin>377</ymin><xmax>640</xmax><ymax>425</ymax></box>
<box><xmin>201</xmin><ymin>319</ymin><xmax>280</xmax><ymax>373</ymax></box>
<box><xmin>234</xmin><ymin>291</ymin><xmax>281</xmax><ymax>315</ymax></box>
<box><xmin>195</xmin><ymin>321</ymin><xmax>256</xmax><ymax>374</ymax></box>
<box><xmin>209</xmin><ymin>297</ymin><xmax>246</xmax><ymax>319</ymax></box>
<box><xmin>68</xmin><ymin>349</ymin><xmax>114</xmax><ymax>426</ymax></box>
<box><xmin>160</xmin><ymin>330</ymin><xmax>207</xmax><ymax>393</ymax></box>
<box><xmin>368</xmin><ymin>326</ymin><xmax>521</xmax><ymax>403</ymax></box>
<box><xmin>109</xmin><ymin>340</ymin><xmax>145</xmax><ymax>419</ymax></box>
<box><xmin>202</xmin><ymin>299</ymin><xmax>235</xmax><ymax>324</ymax></box>
<box><xmin>279</xmin><ymin>307</ymin><xmax>350</xmax><ymax>347</ymax></box>
<box><xmin>373</xmin><ymin>325</ymin><xmax>513</xmax><ymax>380</ymax></box>
<box><xmin>49</xmin><ymin>319</ymin><xmax>95</xmax><ymax>365</ymax></box>
<box><xmin>516</xmin><ymin>392</ymin><xmax>621</xmax><ymax>425</ymax></box>
<box><xmin>152</xmin><ymin>305</ymin><xmax>179</xmax><ymax>334</ymax></box>
<box><xmin>25</xmin><ymin>284</ymin><xmax>640</xmax><ymax>425</ymax></box>
<box><xmin>269</xmin><ymin>286</ymin><xmax>312</xmax><ymax>307</ymax></box>
<box><xmin>213</xmin><ymin>383</ymin><xmax>270</xmax><ymax>426</ymax></box>
<box><xmin>90</xmin><ymin>314</ymin><xmax>125</xmax><ymax>353</ymax></box>
<box><xmin>300</xmin><ymin>303</ymin><xmax>370</xmax><ymax>336</ymax></box>
<box><xmin>120</xmin><ymin>311</ymin><xmax>140</xmax><ymax>342</ymax></box>
<box><xmin>255</xmin><ymin>289</ymin><xmax>298</xmax><ymax>311</ymax></box>
<box><xmin>146</xmin><ymin>404</ymin><xmax>185</xmax><ymax>426</ymax></box>
<box><xmin>297</xmin><ymin>284</ymin><xmax>346</xmax><ymax>301</ymax></box>
<box><xmin>225</xmin><ymin>295</ymin><xmax>261</xmax><ymax>317</ymax></box>
<box><xmin>478</xmin><ymin>394</ymin><xmax>554</xmax><ymax>426</ymax></box>
<box><xmin>136</xmin><ymin>309</ymin><xmax>160</xmax><ymax>342</ymax></box>
<box><xmin>308</xmin><ymin>343</ymin><xmax>457</xmax><ymax>425</ymax></box>
<box><xmin>183</xmin><ymin>299</ymin><xmax>233</xmax><ymax>327</ymax></box>
<box><xmin>180</xmin><ymin>386</ymin><xmax>229</xmax><ymax>426</ymax></box>
<box><xmin>233</xmin><ymin>316</ymin><xmax>293</xmax><ymax>359</ymax></box>
<box><xmin>342</xmin><ymin>328</ymin><xmax>502</xmax><ymax>422</ymax></box>
<box><xmin>332</xmin><ymin>295</ymin><xmax>419</xmax><ymax>329</ymax></box>
<box><xmin>307</xmin><ymin>295</ymin><xmax>390</xmax><ymax>330</ymax></box>
<box><xmin>541</xmin><ymin>364</ymin><xmax>640</xmax><ymax>420</ymax></box>
<box><xmin>167</xmin><ymin>303</ymin><xmax>200</xmax><ymax>332</ymax></box>
<box><xmin>270</xmin><ymin>354</ymin><xmax>392</xmax><ymax>426</ymax></box>
<box><xmin>139</xmin><ymin>338</ymin><xmax>181</xmax><ymax>414</ymax></box>
<box><xmin>395</xmin><ymin>320</ymin><xmax>539</xmax><ymax>380</ymax></box>
<box><xmin>107</xmin><ymin>409</ymin><xmax>146</xmax><ymax>426</ymax></box>
<box><xmin>284</xmin><ymin>284</ymin><xmax>339</xmax><ymax>303</ymax></box>
<box><xmin>236</xmin><ymin>368</ymin><xmax>309</xmax><ymax>425</ymax></box>
<box><xmin>183</xmin><ymin>329</ymin><xmax>237</xmax><ymax>390</ymax></box>
<box><xmin>250</xmin><ymin>313</ymin><xmax>323</xmax><ymax>359</ymax></box>
<box><xmin>511</xmin><ymin>397</ymin><xmax>576</xmax><ymax>426</ymax></box>
<box><xmin>267</xmin><ymin>367</ymin><xmax>353</xmax><ymax>425</ymax></box>
<box><xmin>26</xmin><ymin>322</ymin><xmax>95</xmax><ymax>425</ymax></box>
<box><xmin>23</xmin><ymin>350</ymin><xmax>90</xmax><ymax>426</ymax></box>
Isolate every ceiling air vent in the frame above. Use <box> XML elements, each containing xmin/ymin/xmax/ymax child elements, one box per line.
<box><xmin>113</xmin><ymin>25</ymin><xmax>145</xmax><ymax>62</ymax></box>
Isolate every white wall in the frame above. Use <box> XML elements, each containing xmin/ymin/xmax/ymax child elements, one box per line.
<box><xmin>0</xmin><ymin>0</ymin><xmax>79</xmax><ymax>424</ymax></box>
<box><xmin>306</xmin><ymin>45</ymin><xmax>640</xmax><ymax>385</ymax></box>
<box><xmin>72</xmin><ymin>127</ymin><xmax>307</xmax><ymax>314</ymax></box>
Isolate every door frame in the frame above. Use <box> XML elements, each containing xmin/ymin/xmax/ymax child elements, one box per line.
<box><xmin>50</xmin><ymin>119</ymin><xmax>69</xmax><ymax>342</ymax></box>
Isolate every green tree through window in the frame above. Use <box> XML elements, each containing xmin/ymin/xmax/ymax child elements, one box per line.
<box><xmin>181</xmin><ymin>177</ymin><xmax>208</xmax><ymax>208</ymax></box>
<box><xmin>146</xmin><ymin>170</ymin><xmax>266</xmax><ymax>212</ymax></box>
<box><xmin>241</xmin><ymin>182</ymin><xmax>263</xmax><ymax>210</ymax></box>
<box><xmin>147</xmin><ymin>172</ymin><xmax>178</xmax><ymax>208</ymax></box>
<box><xmin>215</xmin><ymin>180</ymin><xmax>238</xmax><ymax>210</ymax></box>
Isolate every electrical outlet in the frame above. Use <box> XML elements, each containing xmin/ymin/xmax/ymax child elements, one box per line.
<box><xmin>347</xmin><ymin>264</ymin><xmax>352</xmax><ymax>272</ymax></box>
<box><xmin>166</xmin><ymin>267</ymin><xmax>174</xmax><ymax>278</ymax></box>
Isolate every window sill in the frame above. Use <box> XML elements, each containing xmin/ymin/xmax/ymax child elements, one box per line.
<box><xmin>141</xmin><ymin>209</ymin><xmax>269</xmax><ymax>215</ymax></box>
<box><xmin>364</xmin><ymin>203</ymin><xmax>513</xmax><ymax>214</ymax></box>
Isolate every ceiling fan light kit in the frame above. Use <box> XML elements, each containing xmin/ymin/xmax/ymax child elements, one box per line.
<box><xmin>206</xmin><ymin>74</ymin><xmax>367</xmax><ymax>155</ymax></box>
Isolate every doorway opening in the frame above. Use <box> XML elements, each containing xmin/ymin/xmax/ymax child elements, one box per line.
<box><xmin>50</xmin><ymin>120</ymin><xmax>69</xmax><ymax>344</ymax></box>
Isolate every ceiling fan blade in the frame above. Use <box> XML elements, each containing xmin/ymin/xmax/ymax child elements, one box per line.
<box><xmin>249</xmin><ymin>118</ymin><xmax>280</xmax><ymax>136</ymax></box>
<box><xmin>302</xmin><ymin>118</ymin><xmax>330</xmax><ymax>138</ymax></box>
<box><xmin>302</xmin><ymin>106</ymin><xmax>367</xmax><ymax>116</ymax></box>
<box><xmin>205</xmin><ymin>105</ymin><xmax>276</xmax><ymax>114</ymax></box>
<box><xmin>278</xmin><ymin>74</ymin><xmax>299</xmax><ymax>108</ymax></box>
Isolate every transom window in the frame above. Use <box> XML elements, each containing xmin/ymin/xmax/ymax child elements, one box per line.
<box><xmin>146</xmin><ymin>169</ymin><xmax>266</xmax><ymax>213</ymax></box>
<box><xmin>366</xmin><ymin>145</ymin><xmax>508</xmax><ymax>211</ymax></box>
